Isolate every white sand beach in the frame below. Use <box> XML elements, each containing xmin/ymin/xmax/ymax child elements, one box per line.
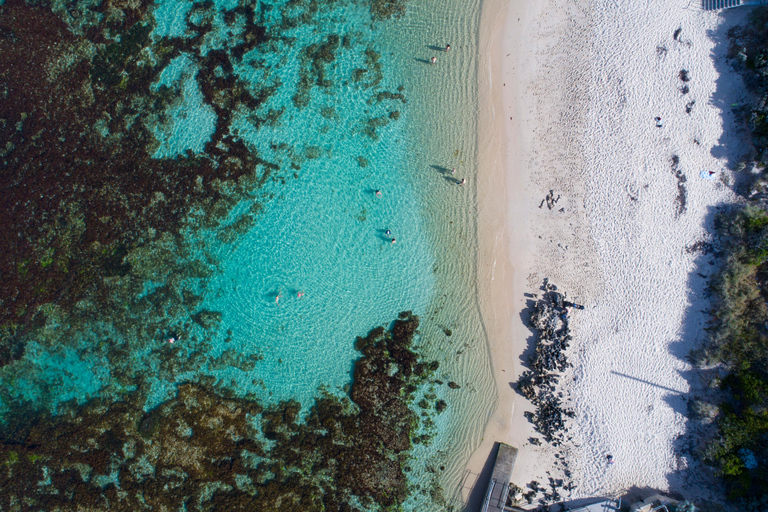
<box><xmin>471</xmin><ymin>0</ymin><xmax>751</xmax><ymax>505</ymax></box>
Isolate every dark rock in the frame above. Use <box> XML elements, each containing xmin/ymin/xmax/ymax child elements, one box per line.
<box><xmin>516</xmin><ymin>281</ymin><xmax>577</xmax><ymax>445</ymax></box>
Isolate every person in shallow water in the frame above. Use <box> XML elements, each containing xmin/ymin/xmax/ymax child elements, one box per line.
<box><xmin>297</xmin><ymin>291</ymin><xmax>305</xmax><ymax>298</ymax></box>
<box><xmin>459</xmin><ymin>178</ymin><xmax>466</xmax><ymax>185</ymax></box>
<box><xmin>431</xmin><ymin>56</ymin><xmax>437</xmax><ymax>64</ymax></box>
<box><xmin>391</xmin><ymin>237</ymin><xmax>396</xmax><ymax>244</ymax></box>
<box><xmin>446</xmin><ymin>44</ymin><xmax>451</xmax><ymax>51</ymax></box>
<box><xmin>276</xmin><ymin>292</ymin><xmax>282</xmax><ymax>304</ymax></box>
<box><xmin>386</xmin><ymin>229</ymin><xmax>391</xmax><ymax>236</ymax></box>
<box><xmin>375</xmin><ymin>190</ymin><xmax>382</xmax><ymax>197</ymax></box>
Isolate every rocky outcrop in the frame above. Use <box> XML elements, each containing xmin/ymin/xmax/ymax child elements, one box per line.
<box><xmin>517</xmin><ymin>281</ymin><xmax>579</xmax><ymax>446</ymax></box>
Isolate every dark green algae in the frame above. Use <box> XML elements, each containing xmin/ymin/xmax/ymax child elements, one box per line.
<box><xmin>0</xmin><ymin>0</ymin><xmax>408</xmax><ymax>348</ymax></box>
<box><xmin>0</xmin><ymin>313</ymin><xmax>448</xmax><ymax>511</ymax></box>
<box><xmin>0</xmin><ymin>0</ymin><xmax>449</xmax><ymax>509</ymax></box>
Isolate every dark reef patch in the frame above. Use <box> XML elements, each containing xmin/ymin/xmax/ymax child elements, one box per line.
<box><xmin>0</xmin><ymin>0</ymin><xmax>278</xmax><ymax>331</ymax></box>
<box><xmin>0</xmin><ymin>313</ymin><xmax>440</xmax><ymax>511</ymax></box>
<box><xmin>0</xmin><ymin>0</ymin><xmax>410</xmax><ymax>339</ymax></box>
<box><xmin>0</xmin><ymin>0</ymin><xmax>410</xmax><ymax>394</ymax></box>
<box><xmin>0</xmin><ymin>0</ymin><xmax>428</xmax><ymax>507</ymax></box>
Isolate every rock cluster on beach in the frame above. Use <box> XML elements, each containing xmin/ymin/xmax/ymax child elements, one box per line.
<box><xmin>517</xmin><ymin>281</ymin><xmax>579</xmax><ymax>446</ymax></box>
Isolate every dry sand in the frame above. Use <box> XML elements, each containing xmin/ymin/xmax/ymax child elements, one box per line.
<box><xmin>469</xmin><ymin>0</ymin><xmax>752</xmax><ymax>506</ymax></box>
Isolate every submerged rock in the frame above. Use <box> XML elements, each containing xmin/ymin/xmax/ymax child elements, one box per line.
<box><xmin>0</xmin><ymin>312</ymin><xmax>441</xmax><ymax>511</ymax></box>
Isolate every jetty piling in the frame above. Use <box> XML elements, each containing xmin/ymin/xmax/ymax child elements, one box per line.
<box><xmin>480</xmin><ymin>443</ymin><xmax>518</xmax><ymax>512</ymax></box>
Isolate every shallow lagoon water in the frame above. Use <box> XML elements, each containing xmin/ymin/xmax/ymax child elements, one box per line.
<box><xmin>0</xmin><ymin>0</ymin><xmax>491</xmax><ymax>508</ymax></box>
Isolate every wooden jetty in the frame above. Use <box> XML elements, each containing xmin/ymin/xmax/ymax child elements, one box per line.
<box><xmin>480</xmin><ymin>443</ymin><xmax>518</xmax><ymax>512</ymax></box>
<box><xmin>701</xmin><ymin>0</ymin><xmax>767</xmax><ymax>11</ymax></box>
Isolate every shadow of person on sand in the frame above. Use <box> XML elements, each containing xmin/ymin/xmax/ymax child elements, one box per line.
<box><xmin>414</xmin><ymin>57</ymin><xmax>433</xmax><ymax>65</ymax></box>
<box><xmin>426</xmin><ymin>44</ymin><xmax>447</xmax><ymax>52</ymax></box>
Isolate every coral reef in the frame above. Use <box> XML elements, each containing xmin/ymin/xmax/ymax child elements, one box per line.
<box><xmin>0</xmin><ymin>0</ymin><xmax>408</xmax><ymax>335</ymax></box>
<box><xmin>0</xmin><ymin>0</ymin><xmax>410</xmax><ymax>418</ymax></box>
<box><xmin>0</xmin><ymin>313</ymin><xmax>439</xmax><ymax>511</ymax></box>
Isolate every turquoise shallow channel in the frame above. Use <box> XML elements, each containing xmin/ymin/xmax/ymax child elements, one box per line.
<box><xmin>0</xmin><ymin>0</ymin><xmax>492</xmax><ymax>509</ymax></box>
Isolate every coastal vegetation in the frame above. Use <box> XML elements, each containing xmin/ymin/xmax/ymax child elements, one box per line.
<box><xmin>703</xmin><ymin>206</ymin><xmax>768</xmax><ymax>500</ymax></box>
<box><xmin>698</xmin><ymin>6</ymin><xmax>768</xmax><ymax>502</ymax></box>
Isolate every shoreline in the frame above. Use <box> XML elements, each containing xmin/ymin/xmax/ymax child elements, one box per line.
<box><xmin>464</xmin><ymin>0</ymin><xmax>542</xmax><ymax>502</ymax></box>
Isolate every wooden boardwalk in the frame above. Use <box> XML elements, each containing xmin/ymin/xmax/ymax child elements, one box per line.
<box><xmin>701</xmin><ymin>0</ymin><xmax>766</xmax><ymax>10</ymax></box>
<box><xmin>480</xmin><ymin>443</ymin><xmax>518</xmax><ymax>512</ymax></box>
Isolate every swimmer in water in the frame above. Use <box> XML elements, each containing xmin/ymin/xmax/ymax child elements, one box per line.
<box><xmin>375</xmin><ymin>190</ymin><xmax>382</xmax><ymax>197</ymax></box>
<box><xmin>276</xmin><ymin>292</ymin><xmax>282</xmax><ymax>304</ymax></box>
<box><xmin>386</xmin><ymin>229</ymin><xmax>391</xmax><ymax>236</ymax></box>
<box><xmin>166</xmin><ymin>337</ymin><xmax>176</xmax><ymax>344</ymax></box>
<box><xmin>298</xmin><ymin>291</ymin><xmax>305</xmax><ymax>298</ymax></box>
<box><xmin>391</xmin><ymin>237</ymin><xmax>396</xmax><ymax>244</ymax></box>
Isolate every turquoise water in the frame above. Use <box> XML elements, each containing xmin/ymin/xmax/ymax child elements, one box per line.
<box><xmin>2</xmin><ymin>0</ymin><xmax>432</xmax><ymax>415</ymax></box>
<box><xmin>0</xmin><ymin>0</ymin><xmax>492</xmax><ymax>507</ymax></box>
<box><xmin>140</xmin><ymin>0</ymin><xmax>436</xmax><ymax>409</ymax></box>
